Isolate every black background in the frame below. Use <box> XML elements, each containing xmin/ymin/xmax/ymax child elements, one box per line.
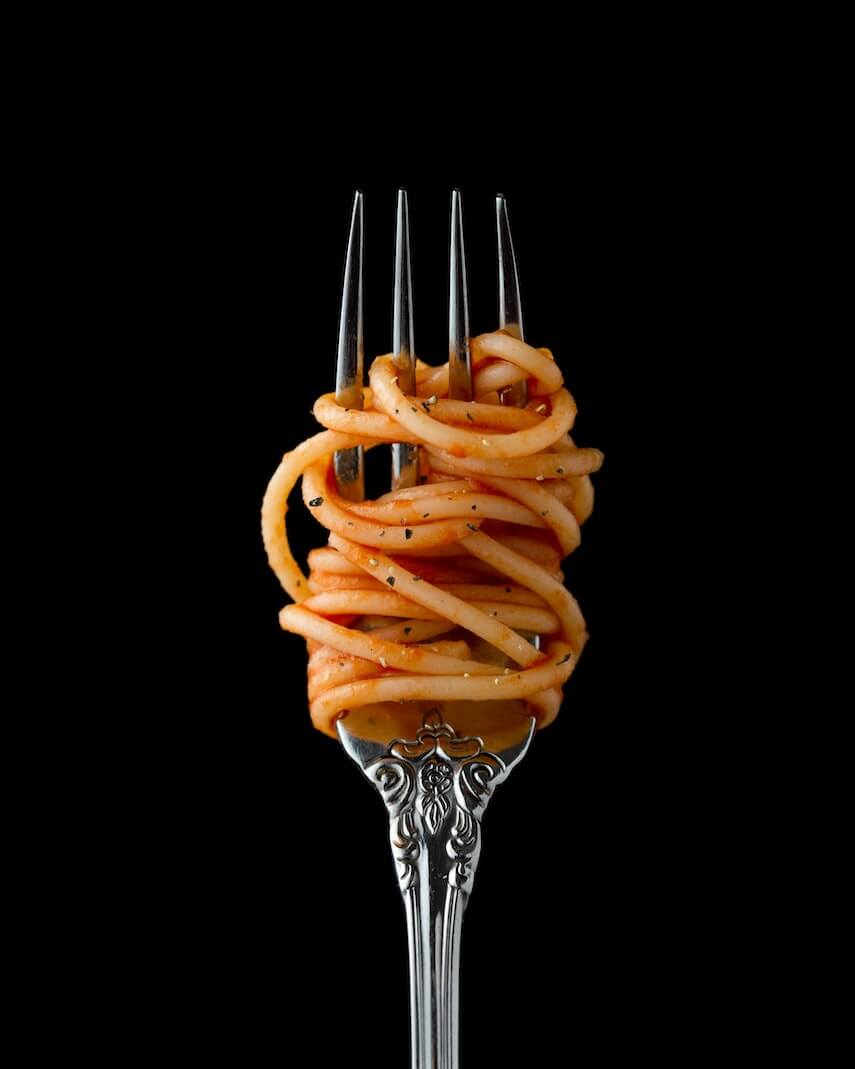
<box><xmin>122</xmin><ymin>152</ymin><xmax>726</xmax><ymax>1060</ymax></box>
<box><xmin>30</xmin><ymin>46</ymin><xmax>817</xmax><ymax>1055</ymax></box>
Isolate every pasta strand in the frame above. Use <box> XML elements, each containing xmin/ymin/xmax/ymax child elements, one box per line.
<box><xmin>262</xmin><ymin>332</ymin><xmax>602</xmax><ymax>737</ymax></box>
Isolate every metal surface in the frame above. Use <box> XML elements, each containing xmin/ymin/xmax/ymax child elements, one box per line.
<box><xmin>496</xmin><ymin>195</ymin><xmax>539</xmax><ymax>650</ymax></box>
<box><xmin>392</xmin><ymin>189</ymin><xmax>420</xmax><ymax>489</ymax></box>
<box><xmin>448</xmin><ymin>191</ymin><xmax>472</xmax><ymax>401</ymax></box>
<box><xmin>338</xmin><ymin>710</ymin><xmax>535</xmax><ymax>1069</ymax></box>
<box><xmin>496</xmin><ymin>194</ymin><xmax>528</xmax><ymax>408</ymax></box>
<box><xmin>328</xmin><ymin>192</ymin><xmax>542</xmax><ymax>1066</ymax></box>
<box><xmin>333</xmin><ymin>191</ymin><xmax>365</xmax><ymax>501</ymax></box>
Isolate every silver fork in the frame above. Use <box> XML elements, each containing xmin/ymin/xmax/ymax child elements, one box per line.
<box><xmin>332</xmin><ymin>189</ymin><xmax>538</xmax><ymax>1069</ymax></box>
<box><xmin>496</xmin><ymin>193</ymin><xmax>528</xmax><ymax>406</ymax></box>
<box><xmin>333</xmin><ymin>191</ymin><xmax>365</xmax><ymax>502</ymax></box>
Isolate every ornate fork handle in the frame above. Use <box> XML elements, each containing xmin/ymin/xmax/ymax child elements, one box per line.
<box><xmin>338</xmin><ymin>710</ymin><xmax>535</xmax><ymax>1069</ymax></box>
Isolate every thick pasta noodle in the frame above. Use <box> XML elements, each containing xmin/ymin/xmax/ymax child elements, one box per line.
<box><xmin>262</xmin><ymin>332</ymin><xmax>603</xmax><ymax>738</ymax></box>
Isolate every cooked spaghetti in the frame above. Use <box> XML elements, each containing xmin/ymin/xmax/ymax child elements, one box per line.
<box><xmin>262</xmin><ymin>332</ymin><xmax>602</xmax><ymax>738</ymax></box>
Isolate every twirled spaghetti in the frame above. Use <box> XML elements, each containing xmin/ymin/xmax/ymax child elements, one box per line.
<box><xmin>262</xmin><ymin>332</ymin><xmax>602</xmax><ymax>739</ymax></box>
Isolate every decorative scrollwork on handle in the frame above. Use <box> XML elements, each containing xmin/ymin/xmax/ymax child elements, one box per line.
<box><xmin>358</xmin><ymin>709</ymin><xmax>507</xmax><ymax>895</ymax></box>
<box><xmin>365</xmin><ymin>757</ymin><xmax>418</xmax><ymax>889</ymax></box>
<box><xmin>447</xmin><ymin>808</ymin><xmax>478</xmax><ymax>890</ymax></box>
<box><xmin>338</xmin><ymin>707</ymin><xmax>535</xmax><ymax>1069</ymax></box>
<box><xmin>391</xmin><ymin>808</ymin><xmax>420</xmax><ymax>891</ymax></box>
<box><xmin>369</xmin><ymin>757</ymin><xmax>415</xmax><ymax>815</ymax></box>
<box><xmin>456</xmin><ymin>754</ymin><xmax>503</xmax><ymax>816</ymax></box>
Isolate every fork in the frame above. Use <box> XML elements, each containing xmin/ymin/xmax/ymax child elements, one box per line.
<box><xmin>332</xmin><ymin>189</ymin><xmax>538</xmax><ymax>1069</ymax></box>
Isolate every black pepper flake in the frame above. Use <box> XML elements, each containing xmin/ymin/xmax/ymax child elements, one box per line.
<box><xmin>297</xmin><ymin>580</ymin><xmax>302</xmax><ymax>587</ymax></box>
<box><xmin>466</xmin><ymin>412</ymin><xmax>474</xmax><ymax>421</ymax></box>
<box><xmin>557</xmin><ymin>653</ymin><xmax>572</xmax><ymax>665</ymax></box>
<box><xmin>395</xmin><ymin>408</ymin><xmax>399</xmax><ymax>414</ymax></box>
<box><xmin>471</xmin><ymin>504</ymin><xmax>477</xmax><ymax>510</ymax></box>
<box><xmin>541</xmin><ymin>510</ymin><xmax>549</xmax><ymax>517</ymax></box>
<box><xmin>386</xmin><ymin>576</ymin><xmax>396</xmax><ymax>587</ymax></box>
<box><xmin>412</xmin><ymin>575</ymin><xmax>422</xmax><ymax>582</ymax></box>
<box><xmin>309</xmin><ymin>497</ymin><xmax>323</xmax><ymax>507</ymax></box>
<box><xmin>466</xmin><ymin>523</ymin><xmax>478</xmax><ymax>532</ymax></box>
<box><xmin>405</xmin><ymin>528</ymin><xmax>413</xmax><ymax>540</ymax></box>
<box><xmin>411</xmin><ymin>407</ymin><xmax>418</xmax><ymax>413</ymax></box>
<box><xmin>556</xmin><ymin>466</ymin><xmax>565</xmax><ymax>474</ymax></box>
<box><xmin>403</xmin><ymin>626</ymin><xmax>412</xmax><ymax>635</ymax></box>
<box><xmin>423</xmin><ymin>512</ymin><xmax>430</xmax><ymax>518</ymax></box>
<box><xmin>421</xmin><ymin>401</ymin><xmax>432</xmax><ymax>413</ymax></box>
<box><xmin>379</xmin><ymin>530</ymin><xmax>385</xmax><ymax>536</ymax></box>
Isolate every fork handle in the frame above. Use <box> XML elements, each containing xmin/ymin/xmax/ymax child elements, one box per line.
<box><xmin>338</xmin><ymin>711</ymin><xmax>535</xmax><ymax>1069</ymax></box>
<box><xmin>404</xmin><ymin>879</ymin><xmax>464</xmax><ymax>1068</ymax></box>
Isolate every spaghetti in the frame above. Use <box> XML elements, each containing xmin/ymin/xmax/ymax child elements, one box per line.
<box><xmin>262</xmin><ymin>332</ymin><xmax>602</xmax><ymax>738</ymax></box>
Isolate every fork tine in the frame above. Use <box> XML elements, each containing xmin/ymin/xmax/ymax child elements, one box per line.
<box><xmin>448</xmin><ymin>189</ymin><xmax>472</xmax><ymax>401</ymax></box>
<box><xmin>391</xmin><ymin>190</ymin><xmax>420</xmax><ymax>489</ymax></box>
<box><xmin>333</xmin><ymin>191</ymin><xmax>365</xmax><ymax>501</ymax></box>
<box><xmin>496</xmin><ymin>196</ymin><xmax>538</xmax><ymax>651</ymax></box>
<box><xmin>496</xmin><ymin>193</ymin><xmax>528</xmax><ymax>408</ymax></box>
